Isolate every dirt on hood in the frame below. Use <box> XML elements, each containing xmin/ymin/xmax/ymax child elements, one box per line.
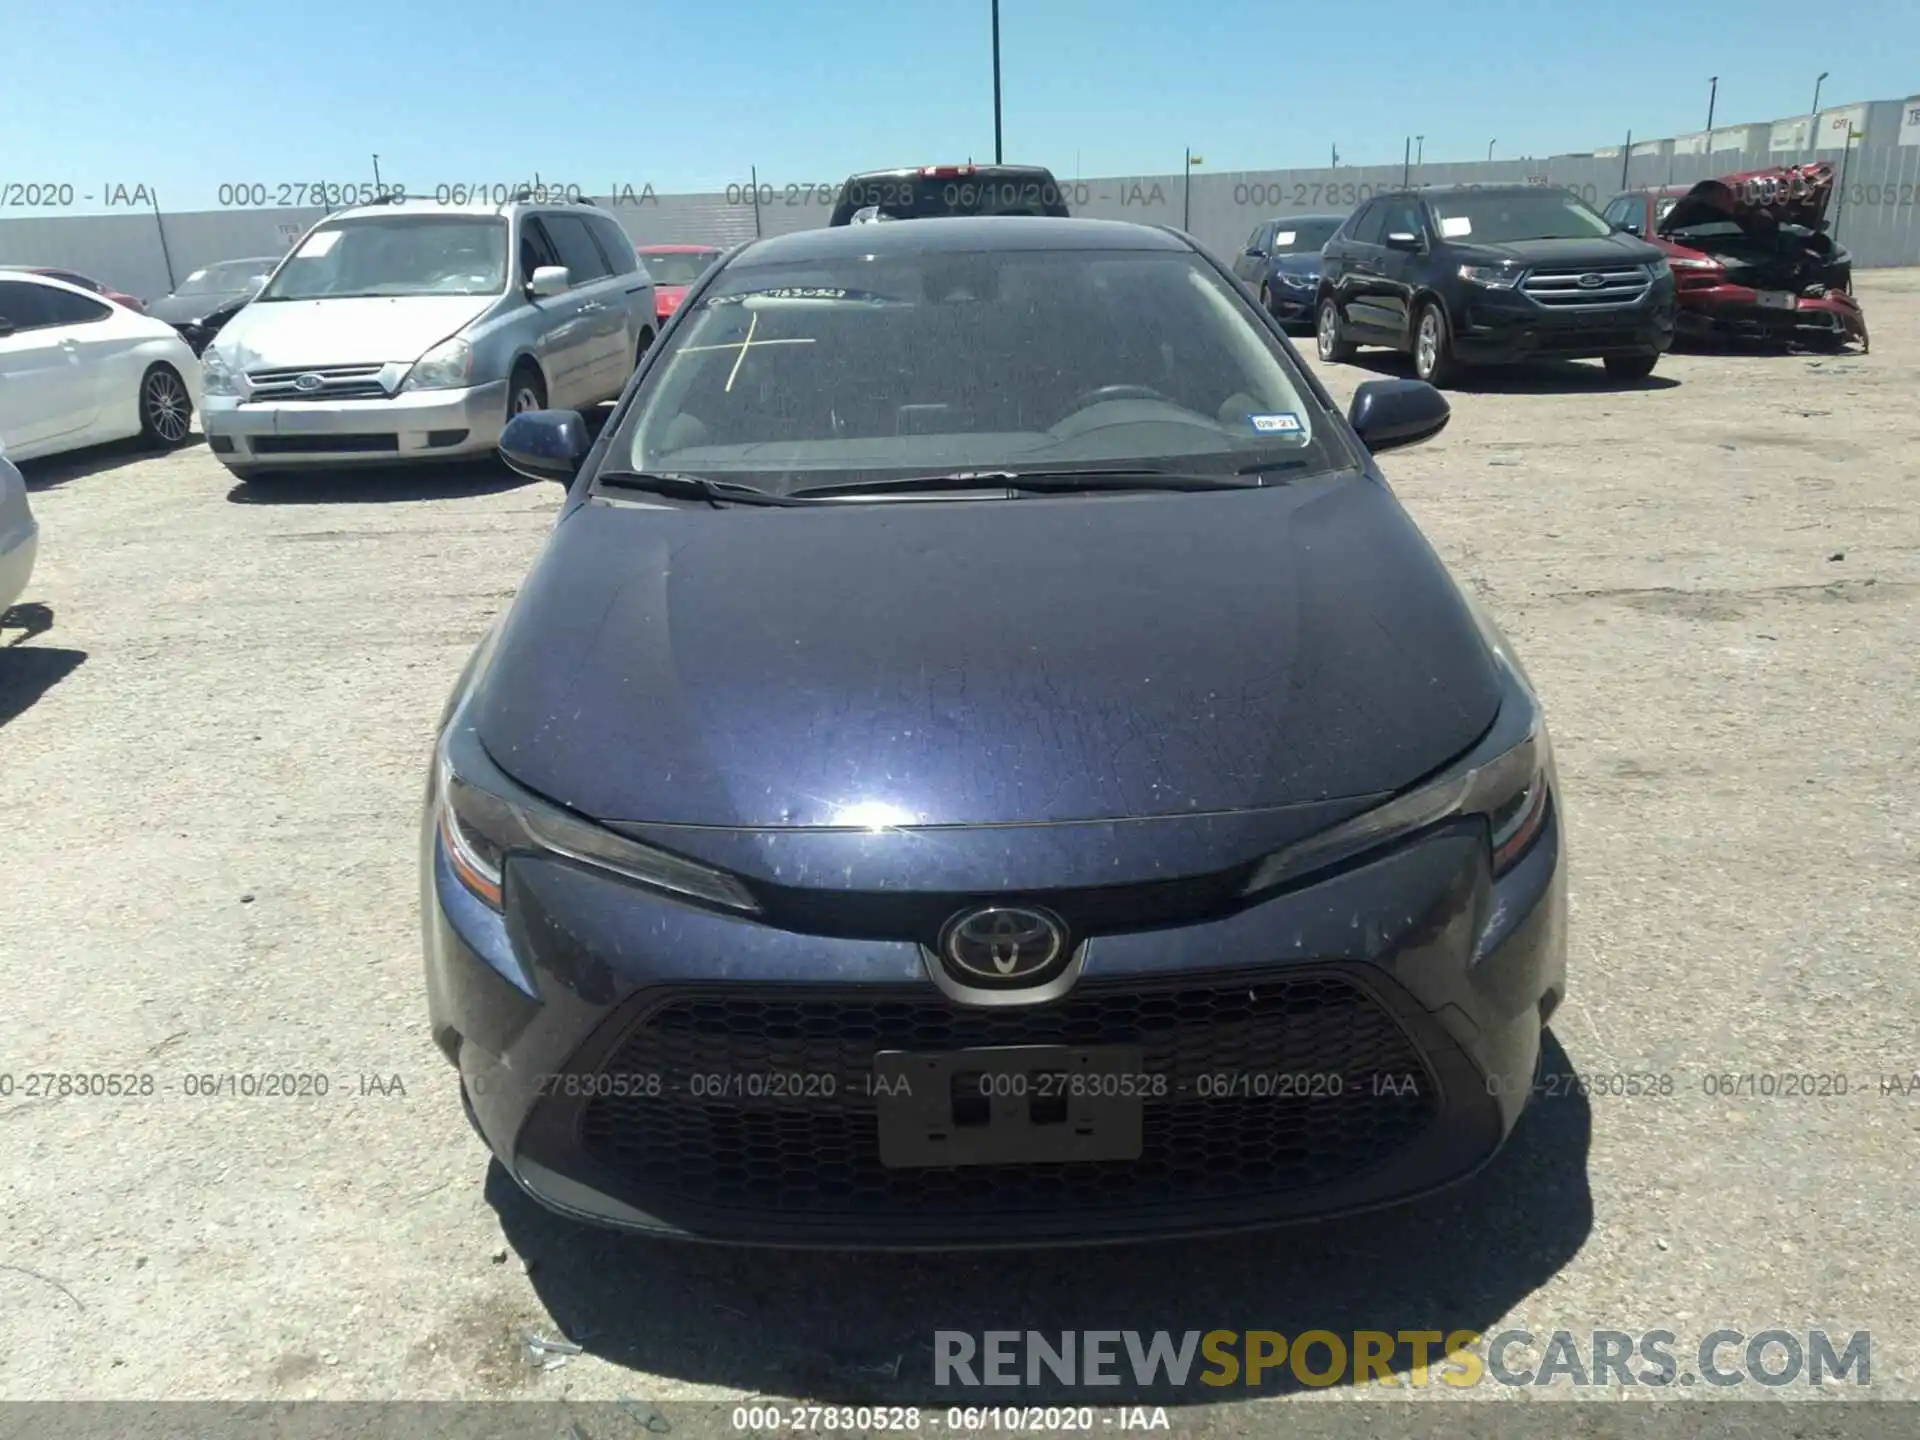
<box><xmin>1659</xmin><ymin>162</ymin><xmax>1835</xmax><ymax>236</ymax></box>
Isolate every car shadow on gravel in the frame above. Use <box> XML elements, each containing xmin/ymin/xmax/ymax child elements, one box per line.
<box><xmin>489</xmin><ymin>1031</ymin><xmax>1593</xmax><ymax>1403</ymax></box>
<box><xmin>0</xmin><ymin>624</ymin><xmax>86</xmax><ymax>728</ymax></box>
<box><xmin>1341</xmin><ymin>352</ymin><xmax>1680</xmax><ymax>395</ymax></box>
<box><xmin>223</xmin><ymin>460</ymin><xmax>542</xmax><ymax>505</ymax></box>
<box><xmin>15</xmin><ymin>437</ymin><xmax>200</xmax><ymax>492</ymax></box>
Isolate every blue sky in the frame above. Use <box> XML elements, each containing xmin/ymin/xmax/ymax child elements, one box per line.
<box><xmin>3</xmin><ymin>0</ymin><xmax>1915</xmax><ymax>213</ymax></box>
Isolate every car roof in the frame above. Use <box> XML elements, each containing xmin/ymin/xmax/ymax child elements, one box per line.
<box><xmin>1393</xmin><ymin>184</ymin><xmax>1565</xmax><ymax>200</ymax></box>
<box><xmin>1263</xmin><ymin>213</ymin><xmax>1347</xmax><ymax>224</ymax></box>
<box><xmin>637</xmin><ymin>243</ymin><xmax>722</xmax><ymax>252</ymax></box>
<box><xmin>322</xmin><ymin>197</ymin><xmax>600</xmax><ymax>222</ymax></box>
<box><xmin>846</xmin><ymin>164</ymin><xmax>1058</xmax><ymax>178</ymax></box>
<box><xmin>730</xmin><ymin>215</ymin><xmax>1190</xmax><ymax>268</ymax></box>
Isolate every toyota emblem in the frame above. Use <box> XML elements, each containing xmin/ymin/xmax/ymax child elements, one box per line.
<box><xmin>940</xmin><ymin>906</ymin><xmax>1068</xmax><ymax>985</ymax></box>
<box><xmin>1576</xmin><ymin>273</ymin><xmax>1605</xmax><ymax>289</ymax></box>
<box><xmin>293</xmin><ymin>372</ymin><xmax>326</xmax><ymax>392</ymax></box>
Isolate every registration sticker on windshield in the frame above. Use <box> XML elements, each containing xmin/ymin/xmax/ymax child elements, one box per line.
<box><xmin>1249</xmin><ymin>413</ymin><xmax>1304</xmax><ymax>435</ymax></box>
<box><xmin>1438</xmin><ymin>216</ymin><xmax>1473</xmax><ymax>238</ymax></box>
<box><xmin>294</xmin><ymin>229</ymin><xmax>342</xmax><ymax>258</ymax></box>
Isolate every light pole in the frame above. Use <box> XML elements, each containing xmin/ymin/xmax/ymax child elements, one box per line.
<box><xmin>1415</xmin><ymin>135</ymin><xmax>1424</xmax><ymax>165</ymax></box>
<box><xmin>1706</xmin><ymin>76</ymin><xmax>1717</xmax><ymax>132</ymax></box>
<box><xmin>1487</xmin><ymin>139</ymin><xmax>1496</xmax><ymax>161</ymax></box>
<box><xmin>1811</xmin><ymin>71</ymin><xmax>1828</xmax><ymax>121</ymax></box>
<box><xmin>1183</xmin><ymin>148</ymin><xmax>1204</xmax><ymax>231</ymax></box>
<box><xmin>991</xmin><ymin>0</ymin><xmax>1003</xmax><ymax>164</ymax></box>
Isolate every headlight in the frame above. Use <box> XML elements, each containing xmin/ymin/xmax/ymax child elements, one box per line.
<box><xmin>1241</xmin><ymin>688</ymin><xmax>1552</xmax><ymax>898</ymax></box>
<box><xmin>1458</xmin><ymin>265</ymin><xmax>1520</xmax><ymax>290</ymax></box>
<box><xmin>1278</xmin><ymin>269</ymin><xmax>1317</xmax><ymax>288</ymax></box>
<box><xmin>433</xmin><ymin>724</ymin><xmax>760</xmax><ymax>916</ymax></box>
<box><xmin>402</xmin><ymin>336</ymin><xmax>473</xmax><ymax>392</ymax></box>
<box><xmin>1646</xmin><ymin>258</ymin><xmax>1673</xmax><ymax>281</ymax></box>
<box><xmin>201</xmin><ymin>346</ymin><xmax>241</xmax><ymax>396</ymax></box>
<box><xmin>1667</xmin><ymin>256</ymin><xmax>1721</xmax><ymax>271</ymax></box>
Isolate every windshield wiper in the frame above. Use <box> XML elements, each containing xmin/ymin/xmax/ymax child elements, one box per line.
<box><xmin>594</xmin><ymin>470</ymin><xmax>812</xmax><ymax>507</ymax></box>
<box><xmin>788</xmin><ymin>467</ymin><xmax>1265</xmax><ymax>499</ymax></box>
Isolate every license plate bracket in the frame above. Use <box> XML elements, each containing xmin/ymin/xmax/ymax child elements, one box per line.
<box><xmin>874</xmin><ymin>1044</ymin><xmax>1145</xmax><ymax>1169</ymax></box>
<box><xmin>1757</xmin><ymin>290</ymin><xmax>1797</xmax><ymax>311</ymax></box>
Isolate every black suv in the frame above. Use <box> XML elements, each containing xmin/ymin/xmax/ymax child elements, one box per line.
<box><xmin>1314</xmin><ymin>185</ymin><xmax>1676</xmax><ymax>385</ymax></box>
<box><xmin>827</xmin><ymin>165</ymin><xmax>1071</xmax><ymax>225</ymax></box>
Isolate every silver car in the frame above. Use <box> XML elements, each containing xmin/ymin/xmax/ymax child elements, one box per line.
<box><xmin>0</xmin><ymin>441</ymin><xmax>37</xmax><ymax>619</ymax></box>
<box><xmin>199</xmin><ymin>198</ymin><xmax>657</xmax><ymax>477</ymax></box>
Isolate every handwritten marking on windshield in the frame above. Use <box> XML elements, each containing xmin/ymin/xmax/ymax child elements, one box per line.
<box><xmin>677</xmin><ymin>310</ymin><xmax>818</xmax><ymax>393</ymax></box>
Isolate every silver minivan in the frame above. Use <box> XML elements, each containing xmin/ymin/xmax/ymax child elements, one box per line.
<box><xmin>199</xmin><ymin>197</ymin><xmax>657</xmax><ymax>477</ymax></box>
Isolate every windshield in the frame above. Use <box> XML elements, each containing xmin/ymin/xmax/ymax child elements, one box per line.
<box><xmin>176</xmin><ymin>260</ymin><xmax>273</xmax><ymax>296</ymax></box>
<box><xmin>640</xmin><ymin>251</ymin><xmax>722</xmax><ymax>286</ymax></box>
<box><xmin>1426</xmin><ymin>191</ymin><xmax>1613</xmax><ymax>243</ymax></box>
<box><xmin>1268</xmin><ymin>219</ymin><xmax>1343</xmax><ymax>254</ymax></box>
<box><xmin>833</xmin><ymin>172</ymin><xmax>1070</xmax><ymax>223</ymax></box>
<box><xmin>257</xmin><ymin>216</ymin><xmax>509</xmax><ymax>300</ymax></box>
<box><xmin>611</xmin><ymin>247</ymin><xmax>1339</xmax><ymax>495</ymax></box>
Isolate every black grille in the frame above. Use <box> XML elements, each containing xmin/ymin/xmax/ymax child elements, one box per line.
<box><xmin>251</xmin><ymin>433</ymin><xmax>399</xmax><ymax>454</ymax></box>
<box><xmin>572</xmin><ymin>972</ymin><xmax>1437</xmax><ymax>1220</ymax></box>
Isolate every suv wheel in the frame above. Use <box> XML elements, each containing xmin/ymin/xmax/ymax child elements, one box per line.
<box><xmin>1315</xmin><ymin>298</ymin><xmax>1356</xmax><ymax>363</ymax></box>
<box><xmin>1413</xmin><ymin>301</ymin><xmax>1460</xmax><ymax>388</ymax></box>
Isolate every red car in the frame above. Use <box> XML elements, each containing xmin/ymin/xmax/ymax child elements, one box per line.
<box><xmin>1601</xmin><ymin>162</ymin><xmax>1866</xmax><ymax>350</ymax></box>
<box><xmin>3</xmin><ymin>265</ymin><xmax>146</xmax><ymax>312</ymax></box>
<box><xmin>635</xmin><ymin>244</ymin><xmax>724</xmax><ymax>325</ymax></box>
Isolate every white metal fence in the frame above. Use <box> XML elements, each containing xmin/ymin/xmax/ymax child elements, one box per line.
<box><xmin>5</xmin><ymin>96</ymin><xmax>1917</xmax><ymax>302</ymax></box>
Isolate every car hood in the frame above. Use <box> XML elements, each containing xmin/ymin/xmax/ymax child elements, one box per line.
<box><xmin>1660</xmin><ymin>163</ymin><xmax>1833</xmax><ymax>236</ymax></box>
<box><xmin>212</xmin><ymin>294</ymin><xmax>496</xmax><ymax>368</ymax></box>
<box><xmin>1269</xmin><ymin>253</ymin><xmax>1323</xmax><ymax>274</ymax></box>
<box><xmin>146</xmin><ymin>290</ymin><xmax>249</xmax><ymax>325</ymax></box>
<box><xmin>471</xmin><ymin>477</ymin><xmax>1505</xmax><ymax>828</ymax></box>
<box><xmin>1449</xmin><ymin>233</ymin><xmax>1662</xmax><ymax>268</ymax></box>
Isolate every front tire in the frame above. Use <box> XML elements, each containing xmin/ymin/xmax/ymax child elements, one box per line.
<box><xmin>507</xmin><ymin>363</ymin><xmax>547</xmax><ymax>419</ymax></box>
<box><xmin>137</xmin><ymin>363</ymin><xmax>193</xmax><ymax>448</ymax></box>
<box><xmin>1413</xmin><ymin>301</ymin><xmax>1461</xmax><ymax>388</ymax></box>
<box><xmin>1602</xmin><ymin>352</ymin><xmax>1660</xmax><ymax>379</ymax></box>
<box><xmin>1315</xmin><ymin>297</ymin><xmax>1356</xmax><ymax>363</ymax></box>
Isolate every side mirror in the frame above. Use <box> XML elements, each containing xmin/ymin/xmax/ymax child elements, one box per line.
<box><xmin>500</xmin><ymin>409</ymin><xmax>591</xmax><ymax>484</ymax></box>
<box><xmin>1243</xmin><ymin>246</ymin><xmax>1266</xmax><ymax>258</ymax></box>
<box><xmin>527</xmin><ymin>265</ymin><xmax>572</xmax><ymax>298</ymax></box>
<box><xmin>1383</xmin><ymin>231</ymin><xmax>1422</xmax><ymax>252</ymax></box>
<box><xmin>1348</xmin><ymin>378</ymin><xmax>1450</xmax><ymax>453</ymax></box>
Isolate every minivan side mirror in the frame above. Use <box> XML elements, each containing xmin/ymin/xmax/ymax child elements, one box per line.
<box><xmin>1243</xmin><ymin>245</ymin><xmax>1266</xmax><ymax>258</ymax></box>
<box><xmin>527</xmin><ymin>265</ymin><xmax>572</xmax><ymax>298</ymax></box>
<box><xmin>1383</xmin><ymin>231</ymin><xmax>1423</xmax><ymax>252</ymax></box>
<box><xmin>500</xmin><ymin>409</ymin><xmax>591</xmax><ymax>483</ymax></box>
<box><xmin>1348</xmin><ymin>378</ymin><xmax>1450</xmax><ymax>453</ymax></box>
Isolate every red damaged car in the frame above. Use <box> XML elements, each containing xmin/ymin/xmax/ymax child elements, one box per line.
<box><xmin>635</xmin><ymin>243</ymin><xmax>724</xmax><ymax>326</ymax></box>
<box><xmin>1601</xmin><ymin>162</ymin><xmax>1867</xmax><ymax>351</ymax></box>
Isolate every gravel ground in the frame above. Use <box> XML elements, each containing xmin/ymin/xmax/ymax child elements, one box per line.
<box><xmin>2</xmin><ymin>272</ymin><xmax>1916</xmax><ymax>1415</ymax></box>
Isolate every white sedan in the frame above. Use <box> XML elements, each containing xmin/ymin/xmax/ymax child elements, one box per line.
<box><xmin>0</xmin><ymin>271</ymin><xmax>201</xmax><ymax>461</ymax></box>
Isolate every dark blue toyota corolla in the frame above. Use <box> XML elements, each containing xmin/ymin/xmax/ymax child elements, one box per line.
<box><xmin>422</xmin><ymin>216</ymin><xmax>1567</xmax><ymax>1249</ymax></box>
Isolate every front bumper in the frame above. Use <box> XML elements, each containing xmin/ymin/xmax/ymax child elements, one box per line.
<box><xmin>1263</xmin><ymin>279</ymin><xmax>1318</xmax><ymax>323</ymax></box>
<box><xmin>1449</xmin><ymin>288</ymin><xmax>1675</xmax><ymax>364</ymax></box>
<box><xmin>424</xmin><ymin>801</ymin><xmax>1568</xmax><ymax>1249</ymax></box>
<box><xmin>1673</xmin><ymin>283</ymin><xmax>1868</xmax><ymax>348</ymax></box>
<box><xmin>0</xmin><ymin>518</ymin><xmax>37</xmax><ymax>616</ymax></box>
<box><xmin>200</xmin><ymin>380</ymin><xmax>509</xmax><ymax>468</ymax></box>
